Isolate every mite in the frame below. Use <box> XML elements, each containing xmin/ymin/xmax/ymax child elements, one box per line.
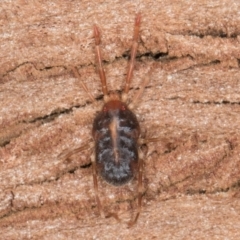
<box><xmin>70</xmin><ymin>13</ymin><xmax>152</xmax><ymax>227</ymax></box>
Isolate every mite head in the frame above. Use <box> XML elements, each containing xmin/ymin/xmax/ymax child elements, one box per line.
<box><xmin>102</xmin><ymin>98</ymin><xmax>128</xmax><ymax>115</ymax></box>
<box><xmin>103</xmin><ymin>91</ymin><xmax>127</xmax><ymax>103</ymax></box>
<box><xmin>102</xmin><ymin>91</ymin><xmax>129</xmax><ymax>113</ymax></box>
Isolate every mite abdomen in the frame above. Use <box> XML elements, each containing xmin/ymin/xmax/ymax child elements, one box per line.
<box><xmin>93</xmin><ymin>100</ymin><xmax>140</xmax><ymax>186</ymax></box>
<box><xmin>97</xmin><ymin>140</ymin><xmax>138</xmax><ymax>186</ymax></box>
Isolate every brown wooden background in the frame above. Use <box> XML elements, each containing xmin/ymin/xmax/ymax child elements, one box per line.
<box><xmin>1</xmin><ymin>0</ymin><xmax>240</xmax><ymax>239</ymax></box>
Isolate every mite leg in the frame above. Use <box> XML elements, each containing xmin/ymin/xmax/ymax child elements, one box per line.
<box><xmin>127</xmin><ymin>148</ymin><xmax>144</xmax><ymax>228</ymax></box>
<box><xmin>128</xmin><ymin>75</ymin><xmax>150</xmax><ymax>110</ymax></box>
<box><xmin>93</xmin><ymin>25</ymin><xmax>108</xmax><ymax>98</ymax></box>
<box><xmin>91</xmin><ymin>153</ymin><xmax>121</xmax><ymax>222</ymax></box>
<box><xmin>139</xmin><ymin>137</ymin><xmax>162</xmax><ymax>145</ymax></box>
<box><xmin>122</xmin><ymin>13</ymin><xmax>141</xmax><ymax>99</ymax></box>
<box><xmin>71</xmin><ymin>67</ymin><xmax>96</xmax><ymax>103</ymax></box>
<box><xmin>127</xmin><ymin>136</ymin><xmax>161</xmax><ymax>227</ymax></box>
<box><xmin>91</xmin><ymin>153</ymin><xmax>105</xmax><ymax>218</ymax></box>
<box><xmin>58</xmin><ymin>141</ymin><xmax>93</xmax><ymax>162</ymax></box>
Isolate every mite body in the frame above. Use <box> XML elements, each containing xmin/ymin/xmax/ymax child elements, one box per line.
<box><xmin>93</xmin><ymin>99</ymin><xmax>140</xmax><ymax>186</ymax></box>
<box><xmin>71</xmin><ymin>13</ymin><xmax>151</xmax><ymax>227</ymax></box>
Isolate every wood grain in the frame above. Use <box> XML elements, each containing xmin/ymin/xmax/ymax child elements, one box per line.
<box><xmin>1</xmin><ymin>0</ymin><xmax>240</xmax><ymax>239</ymax></box>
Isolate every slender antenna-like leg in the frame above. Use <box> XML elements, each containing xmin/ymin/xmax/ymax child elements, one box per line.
<box><xmin>123</xmin><ymin>13</ymin><xmax>141</xmax><ymax>95</ymax></box>
<box><xmin>58</xmin><ymin>141</ymin><xmax>93</xmax><ymax>162</ymax></box>
<box><xmin>93</xmin><ymin>25</ymin><xmax>108</xmax><ymax>97</ymax></box>
<box><xmin>127</xmin><ymin>148</ymin><xmax>144</xmax><ymax>228</ymax></box>
<box><xmin>91</xmin><ymin>153</ymin><xmax>121</xmax><ymax>222</ymax></box>
<box><xmin>91</xmin><ymin>153</ymin><xmax>105</xmax><ymax>218</ymax></box>
<box><xmin>72</xmin><ymin>67</ymin><xmax>96</xmax><ymax>102</ymax></box>
<box><xmin>128</xmin><ymin>75</ymin><xmax>150</xmax><ymax>110</ymax></box>
<box><xmin>139</xmin><ymin>137</ymin><xmax>163</xmax><ymax>145</ymax></box>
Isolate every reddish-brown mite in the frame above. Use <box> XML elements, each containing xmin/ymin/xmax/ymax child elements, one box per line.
<box><xmin>68</xmin><ymin>13</ymin><xmax>156</xmax><ymax>227</ymax></box>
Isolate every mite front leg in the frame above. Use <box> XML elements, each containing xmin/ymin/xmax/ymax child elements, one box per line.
<box><xmin>123</xmin><ymin>13</ymin><xmax>141</xmax><ymax>96</ymax></box>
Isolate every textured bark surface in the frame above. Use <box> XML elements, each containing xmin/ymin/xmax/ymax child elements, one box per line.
<box><xmin>1</xmin><ymin>0</ymin><xmax>240</xmax><ymax>239</ymax></box>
